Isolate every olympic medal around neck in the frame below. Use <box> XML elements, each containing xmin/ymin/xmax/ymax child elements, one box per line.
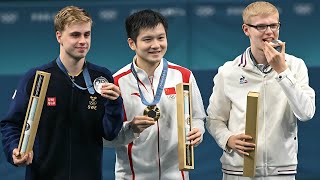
<box><xmin>270</xmin><ymin>39</ymin><xmax>282</xmax><ymax>52</ymax></box>
<box><xmin>143</xmin><ymin>105</ymin><xmax>160</xmax><ymax>121</ymax></box>
<box><xmin>93</xmin><ymin>76</ymin><xmax>109</xmax><ymax>95</ymax></box>
<box><xmin>130</xmin><ymin>59</ymin><xmax>169</xmax><ymax>122</ymax></box>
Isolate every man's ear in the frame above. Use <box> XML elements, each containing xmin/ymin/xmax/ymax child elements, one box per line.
<box><xmin>127</xmin><ymin>38</ymin><xmax>136</xmax><ymax>51</ymax></box>
<box><xmin>242</xmin><ymin>24</ymin><xmax>250</xmax><ymax>37</ymax></box>
<box><xmin>56</xmin><ymin>31</ymin><xmax>62</xmax><ymax>44</ymax></box>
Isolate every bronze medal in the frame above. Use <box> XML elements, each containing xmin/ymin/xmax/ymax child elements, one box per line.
<box><xmin>143</xmin><ymin>105</ymin><xmax>160</xmax><ymax>121</ymax></box>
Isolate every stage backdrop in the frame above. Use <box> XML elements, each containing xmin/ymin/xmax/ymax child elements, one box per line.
<box><xmin>0</xmin><ymin>0</ymin><xmax>319</xmax><ymax>74</ymax></box>
<box><xmin>1</xmin><ymin>0</ymin><xmax>319</xmax><ymax>179</ymax></box>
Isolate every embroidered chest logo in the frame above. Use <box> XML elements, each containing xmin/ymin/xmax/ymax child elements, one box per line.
<box><xmin>240</xmin><ymin>75</ymin><xmax>248</xmax><ymax>84</ymax></box>
<box><xmin>47</xmin><ymin>97</ymin><xmax>56</xmax><ymax>106</ymax></box>
<box><xmin>88</xmin><ymin>96</ymin><xmax>97</xmax><ymax>110</ymax></box>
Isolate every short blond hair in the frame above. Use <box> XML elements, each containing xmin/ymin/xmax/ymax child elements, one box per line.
<box><xmin>54</xmin><ymin>6</ymin><xmax>92</xmax><ymax>32</ymax></box>
<box><xmin>242</xmin><ymin>1</ymin><xmax>279</xmax><ymax>24</ymax></box>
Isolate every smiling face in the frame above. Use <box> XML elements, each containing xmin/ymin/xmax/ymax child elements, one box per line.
<box><xmin>54</xmin><ymin>6</ymin><xmax>93</xmax><ymax>63</ymax></box>
<box><xmin>56</xmin><ymin>22</ymin><xmax>91</xmax><ymax>61</ymax></box>
<box><xmin>128</xmin><ymin>23</ymin><xmax>168</xmax><ymax>68</ymax></box>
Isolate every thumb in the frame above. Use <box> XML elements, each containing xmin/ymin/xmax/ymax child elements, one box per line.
<box><xmin>12</xmin><ymin>148</ymin><xmax>20</xmax><ymax>157</ymax></box>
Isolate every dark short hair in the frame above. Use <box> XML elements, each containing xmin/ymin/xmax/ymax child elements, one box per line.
<box><xmin>125</xmin><ymin>9</ymin><xmax>168</xmax><ymax>42</ymax></box>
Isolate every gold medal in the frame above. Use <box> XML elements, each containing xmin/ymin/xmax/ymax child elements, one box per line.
<box><xmin>143</xmin><ymin>105</ymin><xmax>160</xmax><ymax>121</ymax></box>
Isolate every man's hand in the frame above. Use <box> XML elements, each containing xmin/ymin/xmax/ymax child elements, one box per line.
<box><xmin>129</xmin><ymin>116</ymin><xmax>155</xmax><ymax>134</ymax></box>
<box><xmin>12</xmin><ymin>148</ymin><xmax>33</xmax><ymax>166</ymax></box>
<box><xmin>187</xmin><ymin>128</ymin><xmax>202</xmax><ymax>146</ymax></box>
<box><xmin>227</xmin><ymin>133</ymin><xmax>255</xmax><ymax>156</ymax></box>
<box><xmin>100</xmin><ymin>83</ymin><xmax>121</xmax><ymax>100</ymax></box>
<box><xmin>263</xmin><ymin>41</ymin><xmax>287</xmax><ymax>73</ymax></box>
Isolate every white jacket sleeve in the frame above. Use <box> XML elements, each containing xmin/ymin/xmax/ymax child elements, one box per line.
<box><xmin>103</xmin><ymin>121</ymin><xmax>139</xmax><ymax>147</ymax></box>
<box><xmin>190</xmin><ymin>73</ymin><xmax>206</xmax><ymax>146</ymax></box>
<box><xmin>276</xmin><ymin>60</ymin><xmax>315</xmax><ymax>121</ymax></box>
<box><xmin>206</xmin><ymin>68</ymin><xmax>234</xmax><ymax>151</ymax></box>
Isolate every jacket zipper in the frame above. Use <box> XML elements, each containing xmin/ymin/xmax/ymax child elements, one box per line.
<box><xmin>263</xmin><ymin>75</ymin><xmax>268</xmax><ymax>175</ymax></box>
<box><xmin>69</xmin><ymin>77</ymin><xmax>75</xmax><ymax>180</ymax></box>
<box><xmin>149</xmin><ymin>76</ymin><xmax>161</xmax><ymax>179</ymax></box>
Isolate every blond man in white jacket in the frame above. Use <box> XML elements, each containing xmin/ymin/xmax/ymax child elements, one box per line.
<box><xmin>206</xmin><ymin>1</ymin><xmax>315</xmax><ymax>180</ymax></box>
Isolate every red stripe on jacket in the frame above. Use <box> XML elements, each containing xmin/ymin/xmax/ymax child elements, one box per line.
<box><xmin>168</xmin><ymin>64</ymin><xmax>191</xmax><ymax>83</ymax></box>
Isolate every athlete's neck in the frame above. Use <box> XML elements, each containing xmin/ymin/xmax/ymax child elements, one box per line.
<box><xmin>135</xmin><ymin>58</ymin><xmax>160</xmax><ymax>77</ymax></box>
<box><xmin>250</xmin><ymin>47</ymin><xmax>268</xmax><ymax>65</ymax></box>
<box><xmin>60</xmin><ymin>54</ymin><xmax>85</xmax><ymax>77</ymax></box>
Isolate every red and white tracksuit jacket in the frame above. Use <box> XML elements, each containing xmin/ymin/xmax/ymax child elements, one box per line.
<box><xmin>105</xmin><ymin>58</ymin><xmax>206</xmax><ymax>180</ymax></box>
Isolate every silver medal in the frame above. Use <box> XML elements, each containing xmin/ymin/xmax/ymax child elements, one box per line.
<box><xmin>93</xmin><ymin>76</ymin><xmax>109</xmax><ymax>94</ymax></box>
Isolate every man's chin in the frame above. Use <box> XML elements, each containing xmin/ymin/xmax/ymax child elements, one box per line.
<box><xmin>151</xmin><ymin>59</ymin><xmax>162</xmax><ymax>64</ymax></box>
<box><xmin>150</xmin><ymin>55</ymin><xmax>163</xmax><ymax>62</ymax></box>
<box><xmin>74</xmin><ymin>55</ymin><xmax>86</xmax><ymax>61</ymax></box>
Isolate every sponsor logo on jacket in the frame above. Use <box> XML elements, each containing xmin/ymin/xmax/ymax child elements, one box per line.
<box><xmin>47</xmin><ymin>97</ymin><xmax>56</xmax><ymax>106</ymax></box>
<box><xmin>240</xmin><ymin>75</ymin><xmax>248</xmax><ymax>84</ymax></box>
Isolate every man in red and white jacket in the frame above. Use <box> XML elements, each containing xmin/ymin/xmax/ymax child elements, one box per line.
<box><xmin>104</xmin><ymin>9</ymin><xmax>206</xmax><ymax>180</ymax></box>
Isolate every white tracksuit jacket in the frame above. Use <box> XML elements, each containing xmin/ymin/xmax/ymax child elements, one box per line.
<box><xmin>105</xmin><ymin>58</ymin><xmax>206</xmax><ymax>180</ymax></box>
<box><xmin>206</xmin><ymin>47</ymin><xmax>315</xmax><ymax>177</ymax></box>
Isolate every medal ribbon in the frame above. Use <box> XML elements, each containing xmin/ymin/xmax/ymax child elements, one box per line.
<box><xmin>56</xmin><ymin>57</ymin><xmax>95</xmax><ymax>94</ymax></box>
<box><xmin>131</xmin><ymin>58</ymin><xmax>168</xmax><ymax>106</ymax></box>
